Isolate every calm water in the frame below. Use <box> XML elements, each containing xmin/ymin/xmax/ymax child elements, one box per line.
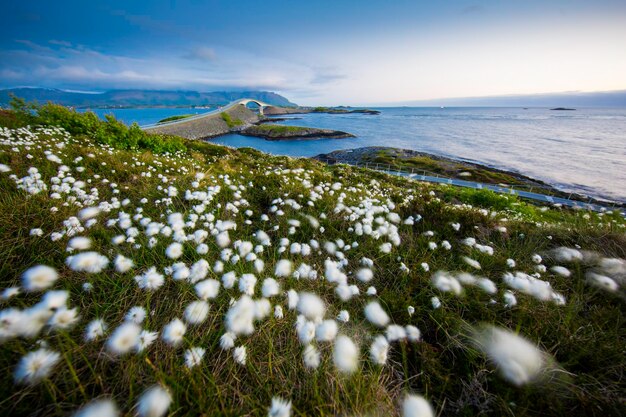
<box><xmin>87</xmin><ymin>107</ymin><xmax>626</xmax><ymax>201</ymax></box>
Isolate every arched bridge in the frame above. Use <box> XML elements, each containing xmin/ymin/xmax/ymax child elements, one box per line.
<box><xmin>140</xmin><ymin>98</ymin><xmax>272</xmax><ymax>130</ymax></box>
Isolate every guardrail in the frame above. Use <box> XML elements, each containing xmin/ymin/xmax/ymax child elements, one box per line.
<box><xmin>320</xmin><ymin>159</ymin><xmax>624</xmax><ymax>214</ymax></box>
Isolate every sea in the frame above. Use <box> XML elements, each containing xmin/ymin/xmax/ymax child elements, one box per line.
<box><xmin>85</xmin><ymin>107</ymin><xmax>626</xmax><ymax>202</ymax></box>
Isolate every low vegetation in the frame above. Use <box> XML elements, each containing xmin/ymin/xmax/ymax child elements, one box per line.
<box><xmin>221</xmin><ymin>112</ymin><xmax>244</xmax><ymax>129</ymax></box>
<box><xmin>4</xmin><ymin>96</ymin><xmax>186</xmax><ymax>154</ymax></box>
<box><xmin>0</xmin><ymin>105</ymin><xmax>624</xmax><ymax>416</ymax></box>
<box><xmin>157</xmin><ymin>114</ymin><xmax>195</xmax><ymax>124</ymax></box>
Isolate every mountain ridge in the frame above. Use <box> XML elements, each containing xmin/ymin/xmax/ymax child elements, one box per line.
<box><xmin>0</xmin><ymin>88</ymin><xmax>297</xmax><ymax>108</ymax></box>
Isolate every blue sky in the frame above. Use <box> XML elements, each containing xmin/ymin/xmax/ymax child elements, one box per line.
<box><xmin>1</xmin><ymin>0</ymin><xmax>625</xmax><ymax>105</ymax></box>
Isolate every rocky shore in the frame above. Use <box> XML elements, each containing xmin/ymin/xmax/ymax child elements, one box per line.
<box><xmin>314</xmin><ymin>146</ymin><xmax>554</xmax><ymax>188</ymax></box>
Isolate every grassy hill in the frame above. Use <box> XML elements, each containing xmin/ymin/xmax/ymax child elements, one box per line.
<box><xmin>0</xmin><ymin>105</ymin><xmax>624</xmax><ymax>416</ymax></box>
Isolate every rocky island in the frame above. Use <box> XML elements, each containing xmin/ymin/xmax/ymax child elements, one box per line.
<box><xmin>240</xmin><ymin>124</ymin><xmax>354</xmax><ymax>140</ymax></box>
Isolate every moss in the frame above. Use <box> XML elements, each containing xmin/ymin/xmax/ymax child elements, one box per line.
<box><xmin>221</xmin><ymin>112</ymin><xmax>243</xmax><ymax>128</ymax></box>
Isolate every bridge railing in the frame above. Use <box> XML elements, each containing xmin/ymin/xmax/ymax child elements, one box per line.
<box><xmin>318</xmin><ymin>158</ymin><xmax>623</xmax><ymax>212</ymax></box>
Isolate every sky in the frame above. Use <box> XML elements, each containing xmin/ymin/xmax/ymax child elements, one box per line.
<box><xmin>1</xmin><ymin>0</ymin><xmax>625</xmax><ymax>105</ymax></box>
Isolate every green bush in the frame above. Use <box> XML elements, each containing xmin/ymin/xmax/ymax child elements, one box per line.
<box><xmin>4</xmin><ymin>97</ymin><xmax>186</xmax><ymax>154</ymax></box>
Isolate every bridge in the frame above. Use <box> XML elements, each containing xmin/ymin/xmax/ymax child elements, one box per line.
<box><xmin>140</xmin><ymin>98</ymin><xmax>272</xmax><ymax>130</ymax></box>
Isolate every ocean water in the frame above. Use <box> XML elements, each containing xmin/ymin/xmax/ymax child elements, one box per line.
<box><xmin>87</xmin><ymin>107</ymin><xmax>626</xmax><ymax>201</ymax></box>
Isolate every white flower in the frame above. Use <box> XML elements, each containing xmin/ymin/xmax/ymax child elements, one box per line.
<box><xmin>402</xmin><ymin>394</ymin><xmax>434</xmax><ymax>417</ymax></box>
<box><xmin>84</xmin><ymin>319</ymin><xmax>108</xmax><ymax>342</ymax></box>
<box><xmin>66</xmin><ymin>252</ymin><xmax>109</xmax><ymax>273</ymax></box>
<box><xmin>431</xmin><ymin>296</ymin><xmax>441</xmax><ymax>309</ymax></box>
<box><xmin>503</xmin><ymin>291</ymin><xmax>517</xmax><ymax>308</ymax></box>
<box><xmin>386</xmin><ymin>324</ymin><xmax>407</xmax><ymax>342</ymax></box>
<box><xmin>473</xmin><ymin>325</ymin><xmax>546</xmax><ymax>386</ymax></box>
<box><xmin>73</xmin><ymin>398</ymin><xmax>119</xmax><ymax>417</ymax></box>
<box><xmin>585</xmin><ymin>272</ymin><xmax>618</xmax><ymax>292</ymax></box>
<box><xmin>135</xmin><ymin>267</ymin><xmax>165</xmax><ymax>291</ymax></box>
<box><xmin>162</xmin><ymin>318</ymin><xmax>187</xmax><ymax>346</ymax></box>
<box><xmin>239</xmin><ymin>273</ymin><xmax>257</xmax><ymax>296</ymax></box>
<box><xmin>262</xmin><ymin>278</ymin><xmax>280</xmax><ymax>298</ymax></box>
<box><xmin>125</xmin><ymin>306</ymin><xmax>146</xmax><ymax>324</ymax></box>
<box><xmin>107</xmin><ymin>323</ymin><xmax>141</xmax><ymax>355</ymax></box>
<box><xmin>379</xmin><ymin>242</ymin><xmax>392</xmax><ymax>253</ymax></box>
<box><xmin>369</xmin><ymin>335</ymin><xmax>389</xmax><ymax>365</ymax></box>
<box><xmin>407</xmin><ymin>306</ymin><xmax>415</xmax><ymax>316</ymax></box>
<box><xmin>431</xmin><ymin>271</ymin><xmax>462</xmax><ymax>295</ymax></box>
<box><xmin>68</xmin><ymin>236</ymin><xmax>92</xmax><ymax>251</ymax></box>
<box><xmin>137</xmin><ymin>385</ymin><xmax>172</xmax><ymax>417</ymax></box>
<box><xmin>114</xmin><ymin>255</ymin><xmax>134</xmax><ymax>273</ymax></box>
<box><xmin>233</xmin><ymin>345</ymin><xmax>247</xmax><ymax>365</ymax></box>
<box><xmin>364</xmin><ymin>301</ymin><xmax>390</xmax><ymax>328</ymax></box>
<box><xmin>216</xmin><ymin>231</ymin><xmax>230</xmax><ymax>248</ymax></box>
<box><xmin>355</xmin><ymin>268</ymin><xmax>373</xmax><ymax>283</ymax></box>
<box><xmin>303</xmin><ymin>344</ymin><xmax>320</xmax><ymax>369</ymax></box>
<box><xmin>462</xmin><ymin>256</ymin><xmax>481</xmax><ymax>270</ymax></box>
<box><xmin>195</xmin><ymin>279</ymin><xmax>220</xmax><ymax>300</ymax></box>
<box><xmin>30</xmin><ymin>228</ymin><xmax>43</xmax><ymax>237</ymax></box>
<box><xmin>506</xmin><ymin>258</ymin><xmax>516</xmax><ymax>268</ymax></box>
<box><xmin>184</xmin><ymin>301</ymin><xmax>209</xmax><ymax>324</ymax></box>
<box><xmin>184</xmin><ymin>347</ymin><xmax>206</xmax><ymax>368</ymax></box>
<box><xmin>221</xmin><ymin>271</ymin><xmax>238</xmax><ymax>289</ymax></box>
<box><xmin>333</xmin><ymin>335</ymin><xmax>359</xmax><ymax>374</ymax></box>
<box><xmin>477</xmin><ymin>278</ymin><xmax>497</xmax><ymax>294</ymax></box>
<box><xmin>220</xmin><ymin>332</ymin><xmax>236</xmax><ymax>350</ymax></box>
<box><xmin>22</xmin><ymin>265</ymin><xmax>58</xmax><ymax>292</ymax></box>
<box><xmin>165</xmin><ymin>242</ymin><xmax>183</xmax><ymax>259</ymax></box>
<box><xmin>0</xmin><ymin>286</ymin><xmax>20</xmax><ymax>301</ymax></box>
<box><xmin>406</xmin><ymin>325</ymin><xmax>421</xmax><ymax>342</ymax></box>
<box><xmin>275</xmin><ymin>260</ymin><xmax>293</xmax><ymax>277</ymax></box>
<box><xmin>254</xmin><ymin>299</ymin><xmax>272</xmax><ymax>320</ymax></box>
<box><xmin>551</xmin><ymin>247</ymin><xmax>583</xmax><ymax>262</ymax></box>
<box><xmin>298</xmin><ymin>321</ymin><xmax>316</xmax><ymax>345</ymax></box>
<box><xmin>268</xmin><ymin>396</ymin><xmax>292</xmax><ymax>417</ymax></box>
<box><xmin>550</xmin><ymin>266</ymin><xmax>571</xmax><ymax>277</ymax></box>
<box><xmin>297</xmin><ymin>292</ymin><xmax>326</xmax><ymax>322</ymax></box>
<box><xmin>41</xmin><ymin>290</ymin><xmax>69</xmax><ymax>309</ymax></box>
<box><xmin>137</xmin><ymin>330</ymin><xmax>158</xmax><ymax>352</ymax></box>
<box><xmin>274</xmin><ymin>305</ymin><xmax>284</xmax><ymax>319</ymax></box>
<box><xmin>315</xmin><ymin>319</ymin><xmax>338</xmax><ymax>342</ymax></box>
<box><xmin>14</xmin><ymin>348</ymin><xmax>61</xmax><ymax>385</ymax></box>
<box><xmin>78</xmin><ymin>207</ymin><xmax>101</xmax><ymax>221</ymax></box>
<box><xmin>366</xmin><ymin>286</ymin><xmax>377</xmax><ymax>296</ymax></box>
<box><xmin>532</xmin><ymin>254</ymin><xmax>543</xmax><ymax>264</ymax></box>
<box><xmin>336</xmin><ymin>310</ymin><xmax>350</xmax><ymax>323</ymax></box>
<box><xmin>48</xmin><ymin>307</ymin><xmax>79</xmax><ymax>330</ymax></box>
<box><xmin>287</xmin><ymin>289</ymin><xmax>299</xmax><ymax>310</ymax></box>
<box><xmin>225</xmin><ymin>296</ymin><xmax>255</xmax><ymax>336</ymax></box>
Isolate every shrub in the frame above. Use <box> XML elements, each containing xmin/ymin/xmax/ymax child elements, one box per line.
<box><xmin>2</xmin><ymin>98</ymin><xmax>186</xmax><ymax>154</ymax></box>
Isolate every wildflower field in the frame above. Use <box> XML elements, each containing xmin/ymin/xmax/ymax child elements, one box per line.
<box><xmin>0</xmin><ymin>107</ymin><xmax>625</xmax><ymax>416</ymax></box>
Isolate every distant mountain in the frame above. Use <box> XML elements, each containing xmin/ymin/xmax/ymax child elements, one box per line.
<box><xmin>0</xmin><ymin>88</ymin><xmax>297</xmax><ymax>108</ymax></box>
<box><xmin>395</xmin><ymin>90</ymin><xmax>626</xmax><ymax>107</ymax></box>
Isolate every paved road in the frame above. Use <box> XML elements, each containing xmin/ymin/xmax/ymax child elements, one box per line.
<box><xmin>369</xmin><ymin>166</ymin><xmax>622</xmax><ymax>214</ymax></box>
<box><xmin>140</xmin><ymin>99</ymin><xmax>270</xmax><ymax>130</ymax></box>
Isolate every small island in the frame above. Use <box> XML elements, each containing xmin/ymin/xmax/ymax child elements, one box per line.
<box><xmin>240</xmin><ymin>124</ymin><xmax>355</xmax><ymax>140</ymax></box>
<box><xmin>550</xmin><ymin>107</ymin><xmax>576</xmax><ymax>111</ymax></box>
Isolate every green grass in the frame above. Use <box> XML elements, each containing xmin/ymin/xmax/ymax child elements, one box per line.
<box><xmin>0</xmin><ymin>111</ymin><xmax>625</xmax><ymax>416</ymax></box>
<box><xmin>157</xmin><ymin>114</ymin><xmax>195</xmax><ymax>124</ymax></box>
<box><xmin>221</xmin><ymin>112</ymin><xmax>244</xmax><ymax>128</ymax></box>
